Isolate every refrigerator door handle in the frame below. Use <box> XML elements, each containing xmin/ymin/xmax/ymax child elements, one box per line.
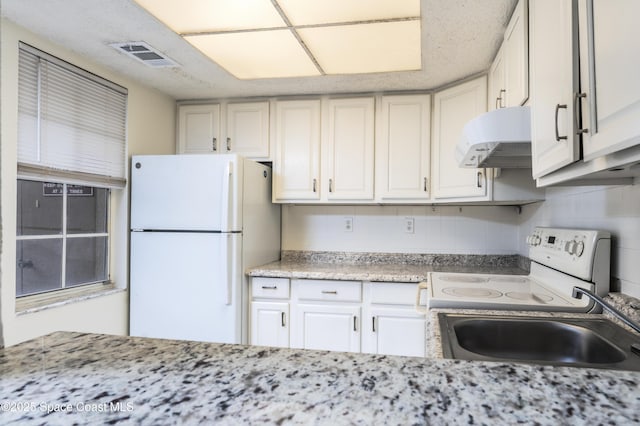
<box><xmin>220</xmin><ymin>161</ymin><xmax>233</xmax><ymax>232</ymax></box>
<box><xmin>222</xmin><ymin>234</ymin><xmax>233</xmax><ymax>306</ymax></box>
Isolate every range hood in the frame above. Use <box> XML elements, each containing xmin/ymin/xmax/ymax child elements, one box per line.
<box><xmin>456</xmin><ymin>106</ymin><xmax>532</xmax><ymax>168</ymax></box>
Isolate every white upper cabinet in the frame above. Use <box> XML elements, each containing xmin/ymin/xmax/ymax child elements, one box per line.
<box><xmin>375</xmin><ymin>95</ymin><xmax>431</xmax><ymax>202</ymax></box>
<box><xmin>323</xmin><ymin>97</ymin><xmax>375</xmax><ymax>202</ymax></box>
<box><xmin>488</xmin><ymin>45</ymin><xmax>506</xmax><ymax>111</ymax></box>
<box><xmin>488</xmin><ymin>0</ymin><xmax>529</xmax><ymax>111</ymax></box>
<box><xmin>226</xmin><ymin>102</ymin><xmax>270</xmax><ymax>159</ymax></box>
<box><xmin>432</xmin><ymin>76</ymin><xmax>490</xmax><ymax>200</ymax></box>
<box><xmin>529</xmin><ymin>0</ymin><xmax>580</xmax><ymax>179</ymax></box>
<box><xmin>177</xmin><ymin>104</ymin><xmax>221</xmax><ymax>154</ymax></box>
<box><xmin>273</xmin><ymin>99</ymin><xmax>321</xmax><ymax>202</ymax></box>
<box><xmin>578</xmin><ymin>0</ymin><xmax>640</xmax><ymax>161</ymax></box>
<box><xmin>177</xmin><ymin>102</ymin><xmax>270</xmax><ymax>159</ymax></box>
<box><xmin>503</xmin><ymin>0</ymin><xmax>529</xmax><ymax>107</ymax></box>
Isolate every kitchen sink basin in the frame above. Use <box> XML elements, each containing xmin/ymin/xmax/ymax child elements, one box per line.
<box><xmin>438</xmin><ymin>314</ymin><xmax>640</xmax><ymax>371</ymax></box>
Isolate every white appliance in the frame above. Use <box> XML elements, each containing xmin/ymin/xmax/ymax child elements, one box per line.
<box><xmin>129</xmin><ymin>154</ymin><xmax>280</xmax><ymax>344</ymax></box>
<box><xmin>456</xmin><ymin>106</ymin><xmax>532</xmax><ymax>168</ymax></box>
<box><xmin>426</xmin><ymin>227</ymin><xmax>611</xmax><ymax>312</ymax></box>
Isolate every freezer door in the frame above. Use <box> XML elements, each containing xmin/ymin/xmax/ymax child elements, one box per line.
<box><xmin>130</xmin><ymin>231</ymin><xmax>242</xmax><ymax>343</ymax></box>
<box><xmin>130</xmin><ymin>154</ymin><xmax>241</xmax><ymax>231</ymax></box>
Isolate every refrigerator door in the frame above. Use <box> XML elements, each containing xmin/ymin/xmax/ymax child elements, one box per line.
<box><xmin>130</xmin><ymin>231</ymin><xmax>242</xmax><ymax>343</ymax></box>
<box><xmin>130</xmin><ymin>154</ymin><xmax>241</xmax><ymax>232</ymax></box>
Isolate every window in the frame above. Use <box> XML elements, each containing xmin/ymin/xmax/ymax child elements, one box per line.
<box><xmin>16</xmin><ymin>43</ymin><xmax>127</xmax><ymax>298</ymax></box>
<box><xmin>16</xmin><ymin>181</ymin><xmax>109</xmax><ymax>296</ymax></box>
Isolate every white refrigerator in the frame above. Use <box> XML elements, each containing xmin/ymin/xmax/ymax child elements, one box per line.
<box><xmin>129</xmin><ymin>154</ymin><xmax>280</xmax><ymax>344</ymax></box>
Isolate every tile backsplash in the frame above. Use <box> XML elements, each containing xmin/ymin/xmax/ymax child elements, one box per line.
<box><xmin>281</xmin><ymin>183</ymin><xmax>640</xmax><ymax>299</ymax></box>
<box><xmin>281</xmin><ymin>204</ymin><xmax>520</xmax><ymax>255</ymax></box>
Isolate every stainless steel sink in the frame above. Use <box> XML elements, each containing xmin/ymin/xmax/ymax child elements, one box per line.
<box><xmin>438</xmin><ymin>314</ymin><xmax>640</xmax><ymax>371</ymax></box>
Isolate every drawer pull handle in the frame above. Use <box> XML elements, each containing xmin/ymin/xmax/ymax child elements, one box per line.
<box><xmin>261</xmin><ymin>285</ymin><xmax>277</xmax><ymax>290</ymax></box>
<box><xmin>321</xmin><ymin>290</ymin><xmax>338</xmax><ymax>295</ymax></box>
<box><xmin>281</xmin><ymin>312</ymin><xmax>286</xmax><ymax>327</ymax></box>
<box><xmin>353</xmin><ymin>316</ymin><xmax>357</xmax><ymax>332</ymax></box>
<box><xmin>372</xmin><ymin>317</ymin><xmax>376</xmax><ymax>332</ymax></box>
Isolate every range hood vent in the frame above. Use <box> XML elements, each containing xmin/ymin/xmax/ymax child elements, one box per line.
<box><xmin>456</xmin><ymin>106</ymin><xmax>531</xmax><ymax>168</ymax></box>
<box><xmin>110</xmin><ymin>41</ymin><xmax>180</xmax><ymax>68</ymax></box>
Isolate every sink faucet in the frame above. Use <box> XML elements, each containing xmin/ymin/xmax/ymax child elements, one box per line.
<box><xmin>572</xmin><ymin>287</ymin><xmax>640</xmax><ymax>334</ymax></box>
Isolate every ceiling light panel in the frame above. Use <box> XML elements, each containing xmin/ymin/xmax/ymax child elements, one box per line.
<box><xmin>185</xmin><ymin>30</ymin><xmax>321</xmax><ymax>79</ymax></box>
<box><xmin>276</xmin><ymin>0</ymin><xmax>420</xmax><ymax>25</ymax></box>
<box><xmin>297</xmin><ymin>21</ymin><xmax>421</xmax><ymax>75</ymax></box>
<box><xmin>133</xmin><ymin>0</ymin><xmax>286</xmax><ymax>33</ymax></box>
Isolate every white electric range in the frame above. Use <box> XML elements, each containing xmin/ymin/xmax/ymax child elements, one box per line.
<box><xmin>427</xmin><ymin>227</ymin><xmax>611</xmax><ymax>312</ymax></box>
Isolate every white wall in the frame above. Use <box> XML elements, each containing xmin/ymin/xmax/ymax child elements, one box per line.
<box><xmin>518</xmin><ymin>184</ymin><xmax>640</xmax><ymax>298</ymax></box>
<box><xmin>282</xmin><ymin>204</ymin><xmax>520</xmax><ymax>254</ymax></box>
<box><xmin>1</xmin><ymin>19</ymin><xmax>176</xmax><ymax>346</ymax></box>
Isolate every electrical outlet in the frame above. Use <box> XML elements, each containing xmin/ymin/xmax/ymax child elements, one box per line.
<box><xmin>404</xmin><ymin>217</ymin><xmax>415</xmax><ymax>234</ymax></box>
<box><xmin>344</xmin><ymin>217</ymin><xmax>353</xmax><ymax>232</ymax></box>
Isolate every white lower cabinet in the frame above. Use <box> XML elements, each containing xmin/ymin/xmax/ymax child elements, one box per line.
<box><xmin>290</xmin><ymin>279</ymin><xmax>361</xmax><ymax>353</ymax></box>
<box><xmin>362</xmin><ymin>282</ymin><xmax>426</xmax><ymax>357</ymax></box>
<box><xmin>250</xmin><ymin>278</ymin><xmax>290</xmax><ymax>348</ymax></box>
<box><xmin>250</xmin><ymin>278</ymin><xmax>427</xmax><ymax>357</ymax></box>
<box><xmin>250</xmin><ymin>301</ymin><xmax>289</xmax><ymax>348</ymax></box>
<box><xmin>290</xmin><ymin>303</ymin><xmax>361</xmax><ymax>352</ymax></box>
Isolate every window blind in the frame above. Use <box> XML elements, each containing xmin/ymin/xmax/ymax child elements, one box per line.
<box><xmin>17</xmin><ymin>43</ymin><xmax>128</xmax><ymax>188</ymax></box>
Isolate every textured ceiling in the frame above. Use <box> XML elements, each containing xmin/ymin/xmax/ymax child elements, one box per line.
<box><xmin>1</xmin><ymin>0</ymin><xmax>517</xmax><ymax>100</ymax></box>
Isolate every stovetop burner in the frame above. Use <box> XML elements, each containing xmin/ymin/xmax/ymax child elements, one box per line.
<box><xmin>442</xmin><ymin>287</ymin><xmax>503</xmax><ymax>298</ymax></box>
<box><xmin>439</xmin><ymin>275</ymin><xmax>488</xmax><ymax>283</ymax></box>
<box><xmin>505</xmin><ymin>291</ymin><xmax>554</xmax><ymax>303</ymax></box>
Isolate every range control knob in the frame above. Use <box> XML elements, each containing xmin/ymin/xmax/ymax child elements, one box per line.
<box><xmin>575</xmin><ymin>241</ymin><xmax>585</xmax><ymax>257</ymax></box>
<box><xmin>564</xmin><ymin>240</ymin><xmax>577</xmax><ymax>255</ymax></box>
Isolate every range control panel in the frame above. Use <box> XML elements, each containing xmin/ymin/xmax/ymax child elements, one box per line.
<box><xmin>527</xmin><ymin>227</ymin><xmax>611</xmax><ymax>281</ymax></box>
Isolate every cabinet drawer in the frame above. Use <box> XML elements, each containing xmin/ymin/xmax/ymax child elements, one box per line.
<box><xmin>252</xmin><ymin>278</ymin><xmax>290</xmax><ymax>299</ymax></box>
<box><xmin>367</xmin><ymin>282</ymin><xmax>422</xmax><ymax>305</ymax></box>
<box><xmin>294</xmin><ymin>279</ymin><xmax>361</xmax><ymax>302</ymax></box>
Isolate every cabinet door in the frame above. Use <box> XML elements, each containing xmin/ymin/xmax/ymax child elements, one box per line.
<box><xmin>579</xmin><ymin>0</ymin><xmax>640</xmax><ymax>160</ymax></box>
<box><xmin>529</xmin><ymin>0</ymin><xmax>580</xmax><ymax>179</ymax></box>
<box><xmin>488</xmin><ymin>45</ymin><xmax>506</xmax><ymax>111</ymax></box>
<box><xmin>273</xmin><ymin>100</ymin><xmax>321</xmax><ymax>201</ymax></box>
<box><xmin>504</xmin><ymin>0</ymin><xmax>529</xmax><ymax>107</ymax></box>
<box><xmin>432</xmin><ymin>77</ymin><xmax>489</xmax><ymax>200</ymax></box>
<box><xmin>362</xmin><ymin>307</ymin><xmax>426</xmax><ymax>357</ymax></box>
<box><xmin>226</xmin><ymin>102</ymin><xmax>270</xmax><ymax>159</ymax></box>
<box><xmin>290</xmin><ymin>304</ymin><xmax>360</xmax><ymax>353</ymax></box>
<box><xmin>376</xmin><ymin>95</ymin><xmax>431</xmax><ymax>202</ymax></box>
<box><xmin>324</xmin><ymin>98</ymin><xmax>375</xmax><ymax>201</ymax></box>
<box><xmin>177</xmin><ymin>104</ymin><xmax>220</xmax><ymax>154</ymax></box>
<box><xmin>250</xmin><ymin>301</ymin><xmax>289</xmax><ymax>348</ymax></box>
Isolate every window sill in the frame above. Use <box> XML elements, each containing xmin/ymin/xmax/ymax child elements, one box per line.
<box><xmin>16</xmin><ymin>283</ymin><xmax>126</xmax><ymax>315</ymax></box>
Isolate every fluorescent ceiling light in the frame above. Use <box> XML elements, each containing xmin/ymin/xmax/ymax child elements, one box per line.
<box><xmin>276</xmin><ymin>0</ymin><xmax>420</xmax><ymax>25</ymax></box>
<box><xmin>185</xmin><ymin>30</ymin><xmax>321</xmax><ymax>79</ymax></box>
<box><xmin>134</xmin><ymin>0</ymin><xmax>286</xmax><ymax>33</ymax></box>
<box><xmin>298</xmin><ymin>21</ymin><xmax>421</xmax><ymax>74</ymax></box>
<box><xmin>133</xmin><ymin>0</ymin><xmax>421</xmax><ymax>79</ymax></box>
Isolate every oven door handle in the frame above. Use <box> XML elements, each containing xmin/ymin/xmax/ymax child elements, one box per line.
<box><xmin>415</xmin><ymin>281</ymin><xmax>429</xmax><ymax>314</ymax></box>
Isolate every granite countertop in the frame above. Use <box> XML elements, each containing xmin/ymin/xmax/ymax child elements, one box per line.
<box><xmin>1</xmin><ymin>331</ymin><xmax>639</xmax><ymax>425</ymax></box>
<box><xmin>248</xmin><ymin>250</ymin><xmax>529</xmax><ymax>282</ymax></box>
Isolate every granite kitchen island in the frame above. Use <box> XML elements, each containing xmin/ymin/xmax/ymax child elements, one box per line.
<box><xmin>1</xmin><ymin>331</ymin><xmax>639</xmax><ymax>425</ymax></box>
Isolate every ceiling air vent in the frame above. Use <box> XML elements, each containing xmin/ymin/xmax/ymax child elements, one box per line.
<box><xmin>110</xmin><ymin>41</ymin><xmax>179</xmax><ymax>68</ymax></box>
